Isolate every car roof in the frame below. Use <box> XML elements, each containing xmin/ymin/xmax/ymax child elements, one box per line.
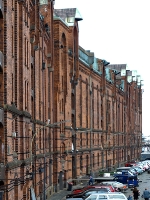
<box><xmin>67</xmin><ymin>198</ymin><xmax>83</xmax><ymax>200</ymax></box>
<box><xmin>102</xmin><ymin>181</ymin><xmax>122</xmax><ymax>184</ymax></box>
<box><xmin>117</xmin><ymin>167</ymin><xmax>131</xmax><ymax>169</ymax></box>
<box><xmin>71</xmin><ymin>188</ymin><xmax>110</xmax><ymax>194</ymax></box>
<box><xmin>85</xmin><ymin>192</ymin><xmax>127</xmax><ymax>199</ymax></box>
<box><xmin>86</xmin><ymin>185</ymin><xmax>112</xmax><ymax>190</ymax></box>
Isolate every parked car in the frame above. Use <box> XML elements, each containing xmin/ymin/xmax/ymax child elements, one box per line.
<box><xmin>66</xmin><ymin>199</ymin><xmax>83</xmax><ymax>200</ymax></box>
<box><xmin>125</xmin><ymin>161</ymin><xmax>137</xmax><ymax>167</ymax></box>
<box><xmin>84</xmin><ymin>192</ymin><xmax>128</xmax><ymax>200</ymax></box>
<box><xmin>144</xmin><ymin>161</ymin><xmax>150</xmax><ymax>167</ymax></box>
<box><xmin>116</xmin><ymin>167</ymin><xmax>131</xmax><ymax>173</ymax></box>
<box><xmin>129</xmin><ymin>168</ymin><xmax>138</xmax><ymax>175</ymax></box>
<box><xmin>147</xmin><ymin>168</ymin><xmax>150</xmax><ymax>174</ymax></box>
<box><xmin>136</xmin><ymin>164</ymin><xmax>145</xmax><ymax>172</ymax></box>
<box><xmin>141</xmin><ymin>162</ymin><xmax>149</xmax><ymax>170</ymax></box>
<box><xmin>71</xmin><ymin>184</ymin><xmax>116</xmax><ymax>194</ymax></box>
<box><xmin>114</xmin><ymin>170</ymin><xmax>139</xmax><ymax>187</ymax></box>
<box><xmin>100</xmin><ymin>181</ymin><xmax>128</xmax><ymax>192</ymax></box>
<box><xmin>133</xmin><ymin>166</ymin><xmax>144</xmax><ymax>174</ymax></box>
<box><xmin>66</xmin><ymin>188</ymin><xmax>111</xmax><ymax>199</ymax></box>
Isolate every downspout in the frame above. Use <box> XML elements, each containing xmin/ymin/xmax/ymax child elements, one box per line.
<box><xmin>89</xmin><ymin>53</ymin><xmax>94</xmax><ymax>176</ymax></box>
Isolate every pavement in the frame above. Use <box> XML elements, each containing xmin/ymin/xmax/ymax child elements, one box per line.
<box><xmin>48</xmin><ymin>180</ymin><xmax>88</xmax><ymax>200</ymax></box>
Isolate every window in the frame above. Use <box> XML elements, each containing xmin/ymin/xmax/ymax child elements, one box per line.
<box><xmin>86</xmin><ymin>132</ymin><xmax>88</xmax><ymax>147</ymax></box>
<box><xmin>108</xmin><ymin>194</ymin><xmax>126</xmax><ymax>199</ymax></box>
<box><xmin>80</xmin><ymin>156</ymin><xmax>82</xmax><ymax>171</ymax></box>
<box><xmin>80</xmin><ymin>133</ymin><xmax>82</xmax><ymax>147</ymax></box>
<box><xmin>97</xmin><ymin>153</ymin><xmax>99</xmax><ymax>166</ymax></box>
<box><xmin>62</xmin><ymin>99</ymin><xmax>64</xmax><ymax>112</ymax></box>
<box><xmin>93</xmin><ymin>154</ymin><xmax>95</xmax><ymax>167</ymax></box>
<box><xmin>86</xmin><ymin>194</ymin><xmax>97</xmax><ymax>200</ymax></box>
<box><xmin>98</xmin><ymin>195</ymin><xmax>107</xmax><ymax>199</ymax></box>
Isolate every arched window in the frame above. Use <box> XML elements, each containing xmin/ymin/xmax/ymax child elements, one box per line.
<box><xmin>97</xmin><ymin>153</ymin><xmax>99</xmax><ymax>166</ymax></box>
<box><xmin>80</xmin><ymin>156</ymin><xmax>82</xmax><ymax>171</ymax></box>
<box><xmin>93</xmin><ymin>154</ymin><xmax>95</xmax><ymax>167</ymax></box>
<box><xmin>80</xmin><ymin>133</ymin><xmax>82</xmax><ymax>147</ymax></box>
<box><xmin>122</xmin><ymin>149</ymin><xmax>124</xmax><ymax>160</ymax></box>
<box><xmin>86</xmin><ymin>132</ymin><xmax>88</xmax><ymax>147</ymax></box>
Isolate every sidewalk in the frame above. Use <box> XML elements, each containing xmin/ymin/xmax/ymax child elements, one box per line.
<box><xmin>48</xmin><ymin>181</ymin><xmax>88</xmax><ymax>200</ymax></box>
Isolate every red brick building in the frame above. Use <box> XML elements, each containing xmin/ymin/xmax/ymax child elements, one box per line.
<box><xmin>0</xmin><ymin>0</ymin><xmax>55</xmax><ymax>199</ymax></box>
<box><xmin>0</xmin><ymin>1</ymin><xmax>142</xmax><ymax>199</ymax></box>
<box><xmin>53</xmin><ymin>8</ymin><xmax>142</xmax><ymax>192</ymax></box>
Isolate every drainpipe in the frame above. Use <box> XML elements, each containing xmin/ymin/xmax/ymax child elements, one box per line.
<box><xmin>88</xmin><ymin>53</ymin><xmax>94</xmax><ymax>176</ymax></box>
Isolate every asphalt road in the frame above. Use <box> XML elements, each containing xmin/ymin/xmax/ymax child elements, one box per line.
<box><xmin>124</xmin><ymin>170</ymin><xmax>150</xmax><ymax>199</ymax></box>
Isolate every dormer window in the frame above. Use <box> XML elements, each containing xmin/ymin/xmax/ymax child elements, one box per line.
<box><xmin>67</xmin><ymin>17</ymin><xmax>74</xmax><ymax>23</ymax></box>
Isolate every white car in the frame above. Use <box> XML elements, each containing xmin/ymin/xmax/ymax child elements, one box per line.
<box><xmin>136</xmin><ymin>164</ymin><xmax>145</xmax><ymax>171</ymax></box>
<box><xmin>100</xmin><ymin>181</ymin><xmax>128</xmax><ymax>192</ymax></box>
<box><xmin>84</xmin><ymin>192</ymin><xmax>127</xmax><ymax>200</ymax></box>
<box><xmin>67</xmin><ymin>199</ymin><xmax>83</xmax><ymax>200</ymax></box>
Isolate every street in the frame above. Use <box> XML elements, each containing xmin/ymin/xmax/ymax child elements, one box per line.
<box><xmin>124</xmin><ymin>171</ymin><xmax>150</xmax><ymax>199</ymax></box>
<box><xmin>49</xmin><ymin>170</ymin><xmax>150</xmax><ymax>200</ymax></box>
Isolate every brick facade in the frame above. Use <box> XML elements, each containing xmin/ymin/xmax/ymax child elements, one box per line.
<box><xmin>0</xmin><ymin>0</ymin><xmax>54</xmax><ymax>199</ymax></box>
<box><xmin>0</xmin><ymin>1</ymin><xmax>142</xmax><ymax>200</ymax></box>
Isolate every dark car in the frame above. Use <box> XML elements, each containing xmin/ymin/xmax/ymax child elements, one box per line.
<box><xmin>71</xmin><ymin>184</ymin><xmax>116</xmax><ymax>194</ymax></box>
<box><xmin>66</xmin><ymin>188</ymin><xmax>111</xmax><ymax>199</ymax></box>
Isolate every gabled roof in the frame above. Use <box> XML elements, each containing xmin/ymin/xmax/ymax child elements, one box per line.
<box><xmin>54</xmin><ymin>8</ymin><xmax>83</xmax><ymax>26</ymax></box>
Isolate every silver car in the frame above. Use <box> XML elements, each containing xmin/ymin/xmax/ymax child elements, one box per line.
<box><xmin>84</xmin><ymin>192</ymin><xmax>127</xmax><ymax>200</ymax></box>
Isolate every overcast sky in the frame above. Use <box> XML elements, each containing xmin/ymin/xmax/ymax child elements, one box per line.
<box><xmin>54</xmin><ymin>0</ymin><xmax>150</xmax><ymax>136</ymax></box>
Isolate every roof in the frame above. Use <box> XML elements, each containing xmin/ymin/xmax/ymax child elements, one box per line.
<box><xmin>54</xmin><ymin>8</ymin><xmax>83</xmax><ymax>26</ymax></box>
<box><xmin>141</xmin><ymin>152</ymin><xmax>150</xmax><ymax>154</ymax></box>
<box><xmin>108</xmin><ymin>64</ymin><xmax>127</xmax><ymax>71</ymax></box>
<box><xmin>116</xmin><ymin>167</ymin><xmax>131</xmax><ymax>169</ymax></box>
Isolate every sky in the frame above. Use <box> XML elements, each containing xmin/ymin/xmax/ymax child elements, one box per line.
<box><xmin>54</xmin><ymin>0</ymin><xmax>150</xmax><ymax>136</ymax></box>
